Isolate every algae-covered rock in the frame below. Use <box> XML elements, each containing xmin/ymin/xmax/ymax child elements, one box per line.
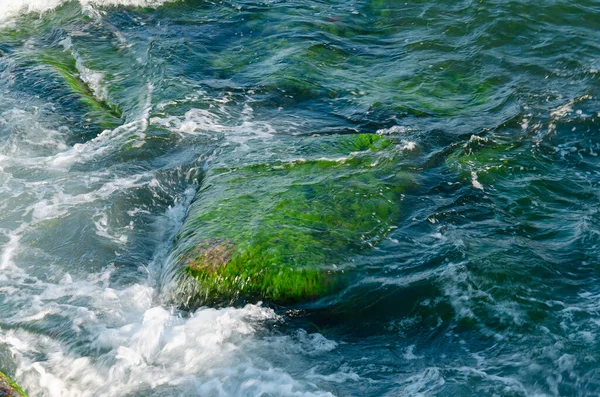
<box><xmin>0</xmin><ymin>372</ymin><xmax>27</xmax><ymax>397</ymax></box>
<box><xmin>169</xmin><ymin>134</ymin><xmax>412</xmax><ymax>306</ymax></box>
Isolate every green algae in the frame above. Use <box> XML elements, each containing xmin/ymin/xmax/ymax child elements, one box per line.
<box><xmin>394</xmin><ymin>71</ymin><xmax>493</xmax><ymax>116</ymax></box>
<box><xmin>1</xmin><ymin>9</ymin><xmax>123</xmax><ymax>134</ymax></box>
<box><xmin>300</xmin><ymin>133</ymin><xmax>393</xmax><ymax>155</ymax></box>
<box><xmin>202</xmin><ymin>2</ymin><xmax>495</xmax><ymax>116</ymax></box>
<box><xmin>208</xmin><ymin>23</ymin><xmax>357</xmax><ymax>102</ymax></box>
<box><xmin>174</xmin><ymin>134</ymin><xmax>412</xmax><ymax>305</ymax></box>
<box><xmin>37</xmin><ymin>52</ymin><xmax>123</xmax><ymax>128</ymax></box>
<box><xmin>446</xmin><ymin>135</ymin><xmax>534</xmax><ymax>187</ymax></box>
<box><xmin>0</xmin><ymin>371</ymin><xmax>27</xmax><ymax>397</ymax></box>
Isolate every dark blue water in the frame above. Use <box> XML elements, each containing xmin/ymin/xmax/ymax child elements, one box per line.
<box><xmin>0</xmin><ymin>0</ymin><xmax>599</xmax><ymax>395</ymax></box>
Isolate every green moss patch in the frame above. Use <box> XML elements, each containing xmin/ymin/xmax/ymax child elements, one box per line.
<box><xmin>37</xmin><ymin>53</ymin><xmax>123</xmax><ymax>128</ymax></box>
<box><xmin>173</xmin><ymin>134</ymin><xmax>412</xmax><ymax>305</ymax></box>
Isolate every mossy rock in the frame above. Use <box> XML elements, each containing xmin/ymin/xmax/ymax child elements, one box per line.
<box><xmin>171</xmin><ymin>134</ymin><xmax>412</xmax><ymax>306</ymax></box>
<box><xmin>0</xmin><ymin>372</ymin><xmax>27</xmax><ymax>397</ymax></box>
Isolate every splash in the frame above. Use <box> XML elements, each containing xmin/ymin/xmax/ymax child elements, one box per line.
<box><xmin>0</xmin><ymin>0</ymin><xmax>175</xmax><ymax>23</ymax></box>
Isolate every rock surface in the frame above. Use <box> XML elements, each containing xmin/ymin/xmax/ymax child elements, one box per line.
<box><xmin>168</xmin><ymin>134</ymin><xmax>413</xmax><ymax>306</ymax></box>
<box><xmin>0</xmin><ymin>372</ymin><xmax>27</xmax><ymax>397</ymax></box>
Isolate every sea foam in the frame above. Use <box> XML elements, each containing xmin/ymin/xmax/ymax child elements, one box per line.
<box><xmin>0</xmin><ymin>0</ymin><xmax>175</xmax><ymax>23</ymax></box>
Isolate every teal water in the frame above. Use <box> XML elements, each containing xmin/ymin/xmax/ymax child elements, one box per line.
<box><xmin>0</xmin><ymin>0</ymin><xmax>599</xmax><ymax>395</ymax></box>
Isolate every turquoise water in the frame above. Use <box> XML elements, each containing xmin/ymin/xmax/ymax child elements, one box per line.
<box><xmin>0</xmin><ymin>0</ymin><xmax>599</xmax><ymax>395</ymax></box>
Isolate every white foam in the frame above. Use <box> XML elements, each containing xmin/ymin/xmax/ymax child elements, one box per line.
<box><xmin>2</xmin><ymin>289</ymin><xmax>337</xmax><ymax>397</ymax></box>
<box><xmin>399</xmin><ymin>367</ymin><xmax>446</xmax><ymax>396</ymax></box>
<box><xmin>75</xmin><ymin>56</ymin><xmax>108</xmax><ymax>102</ymax></box>
<box><xmin>0</xmin><ymin>225</ymin><xmax>25</xmax><ymax>270</ymax></box>
<box><xmin>0</xmin><ymin>109</ymin><xmax>69</xmax><ymax>158</ymax></box>
<box><xmin>0</xmin><ymin>0</ymin><xmax>176</xmax><ymax>23</ymax></box>
<box><xmin>376</xmin><ymin>125</ymin><xmax>411</xmax><ymax>135</ymax></box>
<box><xmin>549</xmin><ymin>102</ymin><xmax>574</xmax><ymax>119</ymax></box>
<box><xmin>399</xmin><ymin>141</ymin><xmax>417</xmax><ymax>151</ymax></box>
<box><xmin>151</xmin><ymin>108</ymin><xmax>226</xmax><ymax>137</ymax></box>
<box><xmin>549</xmin><ymin>95</ymin><xmax>593</xmax><ymax>120</ymax></box>
<box><xmin>28</xmin><ymin>172</ymin><xmax>152</xmax><ymax>223</ymax></box>
<box><xmin>47</xmin><ymin>119</ymin><xmax>147</xmax><ymax>169</ymax></box>
<box><xmin>0</xmin><ymin>0</ymin><xmax>65</xmax><ymax>23</ymax></box>
<box><xmin>403</xmin><ymin>344</ymin><xmax>423</xmax><ymax>360</ymax></box>
<box><xmin>151</xmin><ymin>106</ymin><xmax>276</xmax><ymax>147</ymax></box>
<box><xmin>470</xmin><ymin>171</ymin><xmax>484</xmax><ymax>190</ymax></box>
<box><xmin>94</xmin><ymin>211</ymin><xmax>128</xmax><ymax>244</ymax></box>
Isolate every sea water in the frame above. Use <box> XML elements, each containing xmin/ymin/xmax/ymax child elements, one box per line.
<box><xmin>0</xmin><ymin>0</ymin><xmax>599</xmax><ymax>395</ymax></box>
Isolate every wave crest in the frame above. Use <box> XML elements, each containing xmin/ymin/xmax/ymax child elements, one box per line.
<box><xmin>0</xmin><ymin>0</ymin><xmax>175</xmax><ymax>23</ymax></box>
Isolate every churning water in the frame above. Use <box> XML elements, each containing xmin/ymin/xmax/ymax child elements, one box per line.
<box><xmin>0</xmin><ymin>0</ymin><xmax>599</xmax><ymax>395</ymax></box>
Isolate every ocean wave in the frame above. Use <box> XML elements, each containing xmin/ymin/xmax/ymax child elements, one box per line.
<box><xmin>0</xmin><ymin>0</ymin><xmax>175</xmax><ymax>23</ymax></box>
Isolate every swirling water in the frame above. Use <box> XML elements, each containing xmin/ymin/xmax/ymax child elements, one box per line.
<box><xmin>0</xmin><ymin>0</ymin><xmax>599</xmax><ymax>395</ymax></box>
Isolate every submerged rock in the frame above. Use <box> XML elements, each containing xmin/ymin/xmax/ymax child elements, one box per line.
<box><xmin>446</xmin><ymin>135</ymin><xmax>533</xmax><ymax>189</ymax></box>
<box><xmin>2</xmin><ymin>45</ymin><xmax>123</xmax><ymax>143</ymax></box>
<box><xmin>167</xmin><ymin>134</ymin><xmax>413</xmax><ymax>306</ymax></box>
<box><xmin>35</xmin><ymin>52</ymin><xmax>123</xmax><ymax>136</ymax></box>
<box><xmin>0</xmin><ymin>372</ymin><xmax>27</xmax><ymax>397</ymax></box>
